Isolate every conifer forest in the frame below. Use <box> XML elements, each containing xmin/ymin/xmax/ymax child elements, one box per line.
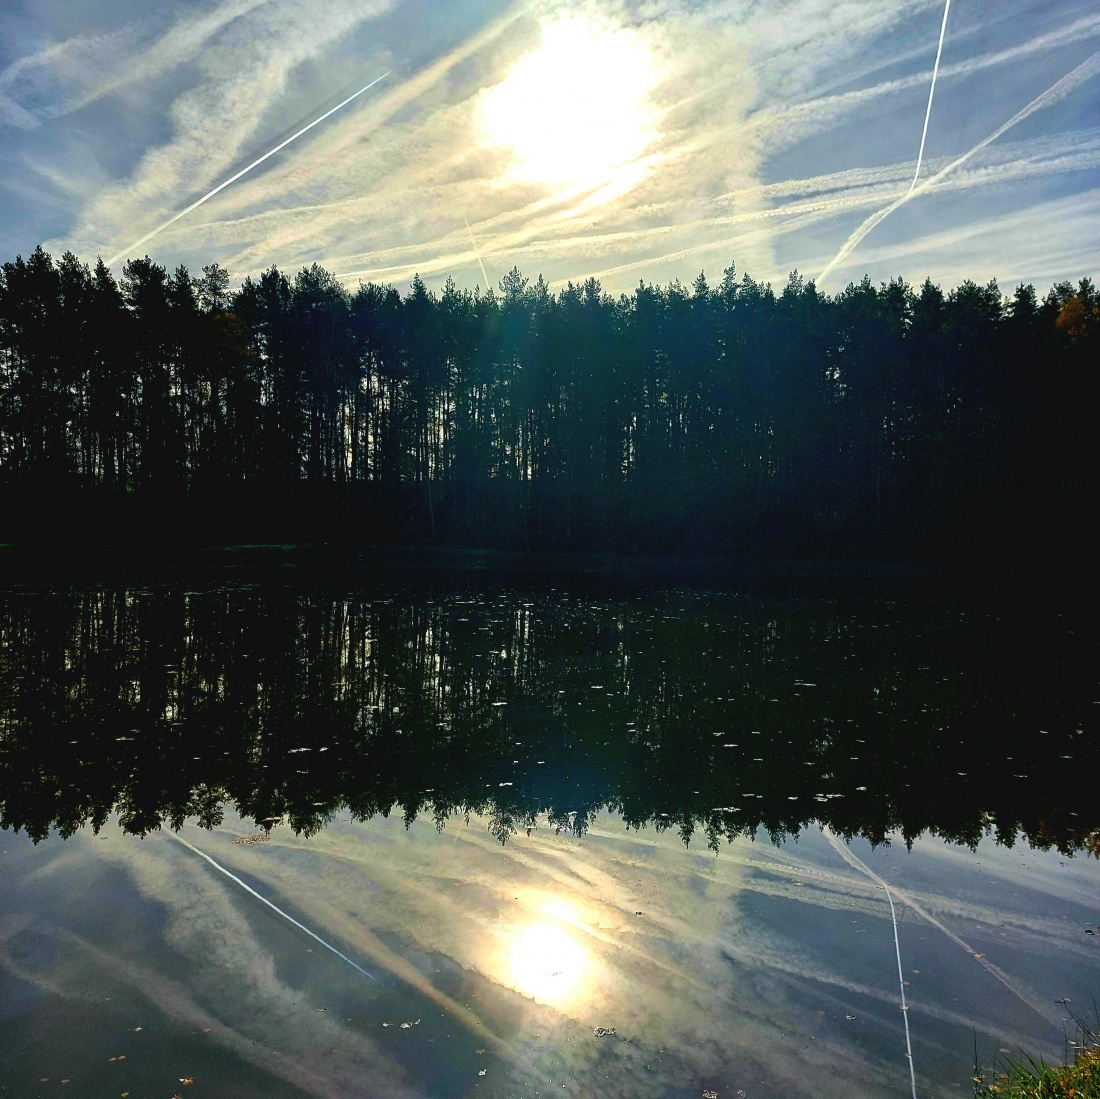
<box><xmin>0</xmin><ymin>246</ymin><xmax>1094</xmax><ymax>565</ymax></box>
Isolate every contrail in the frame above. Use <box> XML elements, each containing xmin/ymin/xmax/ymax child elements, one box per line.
<box><xmin>463</xmin><ymin>214</ymin><xmax>490</xmax><ymax>291</ymax></box>
<box><xmin>909</xmin><ymin>0</ymin><xmax>952</xmax><ymax>195</ymax></box>
<box><xmin>818</xmin><ymin>49</ymin><xmax>1100</xmax><ymax>285</ymax></box>
<box><xmin>105</xmin><ymin>71</ymin><xmax>391</xmax><ymax>266</ymax></box>
<box><xmin>166</xmin><ymin>830</ymin><xmax>379</xmax><ymax>983</ymax></box>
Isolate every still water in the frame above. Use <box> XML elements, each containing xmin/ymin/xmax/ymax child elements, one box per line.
<box><xmin>1</xmin><ymin>577</ymin><xmax>1097</xmax><ymax>1098</ymax></box>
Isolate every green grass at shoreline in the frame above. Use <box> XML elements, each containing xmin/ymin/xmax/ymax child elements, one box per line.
<box><xmin>975</xmin><ymin>1034</ymin><xmax>1100</xmax><ymax>1098</ymax></box>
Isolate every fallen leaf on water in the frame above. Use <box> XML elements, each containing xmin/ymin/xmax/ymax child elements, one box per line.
<box><xmin>61</xmin><ymin>1081</ymin><xmax>70</xmax><ymax>1086</ymax></box>
<box><xmin>999</xmin><ymin>1048</ymin><xmax>1011</xmax><ymax>1054</ymax></box>
<box><xmin>117</xmin><ymin>1054</ymin><xmax>125</xmax><ymax>1061</ymax></box>
<box><xmin>201</xmin><ymin>1027</ymin><xmax>212</xmax><ymax>1034</ymax></box>
<box><xmin>973</xmin><ymin>953</ymin><xmax>984</xmax><ymax>959</ymax></box>
<box><xmin>121</xmin><ymin>1093</ymin><xmax>129</xmax><ymax>1097</ymax></box>
<box><xmin>180</xmin><ymin>1077</ymin><xmax>194</xmax><ymax>1085</ymax></box>
<box><xmin>109</xmin><ymin>1057</ymin><xmax>117</xmax><ymax>1062</ymax></box>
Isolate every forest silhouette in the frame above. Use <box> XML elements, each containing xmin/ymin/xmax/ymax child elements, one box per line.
<box><xmin>0</xmin><ymin>246</ymin><xmax>1094</xmax><ymax>564</ymax></box>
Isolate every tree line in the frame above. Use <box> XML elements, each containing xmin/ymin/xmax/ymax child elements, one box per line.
<box><xmin>0</xmin><ymin>246</ymin><xmax>1094</xmax><ymax>562</ymax></box>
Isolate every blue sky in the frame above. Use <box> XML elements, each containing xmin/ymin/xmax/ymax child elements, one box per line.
<box><xmin>1</xmin><ymin>0</ymin><xmax>1097</xmax><ymax>294</ymax></box>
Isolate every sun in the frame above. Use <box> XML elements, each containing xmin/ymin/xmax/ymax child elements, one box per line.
<box><xmin>508</xmin><ymin>921</ymin><xmax>587</xmax><ymax>1004</ymax></box>
<box><xmin>479</xmin><ymin>17</ymin><xmax>660</xmax><ymax>191</ymax></box>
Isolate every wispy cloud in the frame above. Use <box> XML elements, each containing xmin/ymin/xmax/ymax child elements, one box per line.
<box><xmin>5</xmin><ymin>0</ymin><xmax>1093</xmax><ymax>293</ymax></box>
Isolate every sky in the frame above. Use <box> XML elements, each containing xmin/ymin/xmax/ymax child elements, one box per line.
<box><xmin>0</xmin><ymin>0</ymin><xmax>1098</xmax><ymax>295</ymax></box>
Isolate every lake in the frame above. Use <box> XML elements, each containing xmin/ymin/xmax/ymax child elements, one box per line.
<box><xmin>1</xmin><ymin>575</ymin><xmax>1096</xmax><ymax>1098</ymax></box>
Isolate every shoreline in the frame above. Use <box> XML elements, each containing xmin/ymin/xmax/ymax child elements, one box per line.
<box><xmin>0</xmin><ymin>541</ymin><xmax>940</xmax><ymax>583</ymax></box>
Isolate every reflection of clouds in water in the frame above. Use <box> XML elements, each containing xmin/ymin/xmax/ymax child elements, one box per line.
<box><xmin>82</xmin><ymin>828</ymin><xmax>427</xmax><ymax>1098</ymax></box>
<box><xmin>4</xmin><ymin>811</ymin><xmax>1096</xmax><ymax>1098</ymax></box>
<box><xmin>211</xmin><ymin>810</ymin><xmax>898</xmax><ymax>1097</ymax></box>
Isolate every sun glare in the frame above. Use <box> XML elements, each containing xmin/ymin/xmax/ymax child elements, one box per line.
<box><xmin>509</xmin><ymin>921</ymin><xmax>587</xmax><ymax>1004</ymax></box>
<box><xmin>479</xmin><ymin>17</ymin><xmax>660</xmax><ymax>191</ymax></box>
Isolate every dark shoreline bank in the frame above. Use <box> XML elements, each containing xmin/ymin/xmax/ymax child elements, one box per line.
<box><xmin>1</xmin><ymin>541</ymin><xmax>941</xmax><ymax>586</ymax></box>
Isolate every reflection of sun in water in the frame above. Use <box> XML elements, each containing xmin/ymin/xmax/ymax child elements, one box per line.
<box><xmin>480</xmin><ymin>17</ymin><xmax>660</xmax><ymax>190</ymax></box>
<box><xmin>509</xmin><ymin>921</ymin><xmax>586</xmax><ymax>1003</ymax></box>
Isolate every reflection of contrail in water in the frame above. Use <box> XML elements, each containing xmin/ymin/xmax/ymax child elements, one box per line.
<box><xmin>824</xmin><ymin>829</ymin><xmax>1059</xmax><ymax>1029</ymax></box>
<box><xmin>909</xmin><ymin>0</ymin><xmax>952</xmax><ymax>196</ymax></box>
<box><xmin>105</xmin><ymin>71</ymin><xmax>390</xmax><ymax>266</ymax></box>
<box><xmin>823</xmin><ymin>829</ymin><xmax>917</xmax><ymax>1099</ymax></box>
<box><xmin>818</xmin><ymin>50</ymin><xmax>1100</xmax><ymax>285</ymax></box>
<box><xmin>166</xmin><ymin>830</ymin><xmax>379</xmax><ymax>983</ymax></box>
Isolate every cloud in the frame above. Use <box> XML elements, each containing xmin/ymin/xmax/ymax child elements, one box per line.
<box><xmin>0</xmin><ymin>1</ymin><xmax>273</xmax><ymax>130</ymax></box>
<box><xmin>18</xmin><ymin>0</ymin><xmax>1099</xmax><ymax>294</ymax></box>
<box><xmin>53</xmin><ymin>0</ymin><xmax>401</xmax><ymax>261</ymax></box>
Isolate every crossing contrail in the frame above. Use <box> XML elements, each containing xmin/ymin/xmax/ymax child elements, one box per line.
<box><xmin>817</xmin><ymin>49</ymin><xmax>1100</xmax><ymax>285</ymax></box>
<box><xmin>106</xmin><ymin>71</ymin><xmax>391</xmax><ymax>266</ymax></box>
<box><xmin>909</xmin><ymin>0</ymin><xmax>951</xmax><ymax>195</ymax></box>
<box><xmin>463</xmin><ymin>214</ymin><xmax>491</xmax><ymax>290</ymax></box>
<box><xmin>166</xmin><ymin>830</ymin><xmax>379</xmax><ymax>983</ymax></box>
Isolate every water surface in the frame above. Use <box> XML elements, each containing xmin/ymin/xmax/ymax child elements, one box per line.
<box><xmin>1</xmin><ymin>578</ymin><xmax>1096</xmax><ymax>1097</ymax></box>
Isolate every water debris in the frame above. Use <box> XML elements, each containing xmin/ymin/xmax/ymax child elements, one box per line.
<box><xmin>846</xmin><ymin>1014</ymin><xmax>858</xmax><ymax>1020</ymax></box>
<box><xmin>133</xmin><ymin>1026</ymin><xmax>142</xmax><ymax>1032</ymax></box>
<box><xmin>704</xmin><ymin>1090</ymin><xmax>719</xmax><ymax>1098</ymax></box>
<box><xmin>233</xmin><ymin>833</ymin><xmax>270</xmax><ymax>845</ymax></box>
<box><xmin>479</xmin><ymin>1069</ymin><xmax>488</xmax><ymax>1076</ymax></box>
<box><xmin>180</xmin><ymin>1079</ymin><xmax>194</xmax><ymax>1086</ymax></box>
<box><xmin>593</xmin><ymin>1026</ymin><xmax>617</xmax><ymax>1037</ymax></box>
<box><xmin>399</xmin><ymin>1020</ymin><xmax>421</xmax><ymax>1029</ymax></box>
<box><xmin>973</xmin><ymin>953</ymin><xmax>985</xmax><ymax>959</ymax></box>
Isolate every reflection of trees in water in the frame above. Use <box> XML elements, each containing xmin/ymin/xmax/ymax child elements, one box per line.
<box><xmin>0</xmin><ymin>583</ymin><xmax>1094</xmax><ymax>854</ymax></box>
